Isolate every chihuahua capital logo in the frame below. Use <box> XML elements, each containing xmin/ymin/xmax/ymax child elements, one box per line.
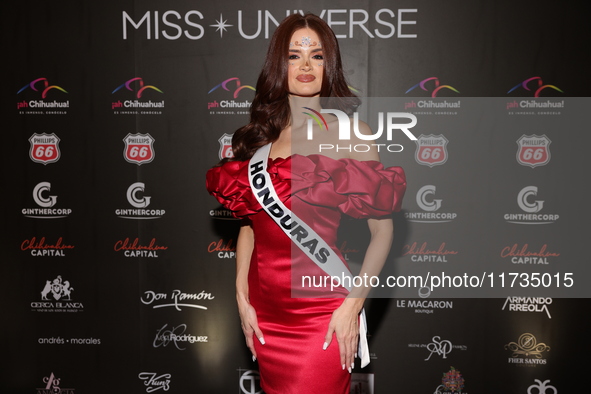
<box><xmin>405</xmin><ymin>77</ymin><xmax>459</xmax><ymax>97</ymax></box>
<box><xmin>17</xmin><ymin>78</ymin><xmax>68</xmax><ymax>98</ymax></box>
<box><xmin>507</xmin><ymin>77</ymin><xmax>563</xmax><ymax>97</ymax></box>
<box><xmin>112</xmin><ymin>77</ymin><xmax>163</xmax><ymax>98</ymax></box>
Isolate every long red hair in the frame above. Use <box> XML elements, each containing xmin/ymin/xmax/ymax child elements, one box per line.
<box><xmin>229</xmin><ymin>13</ymin><xmax>359</xmax><ymax>161</ymax></box>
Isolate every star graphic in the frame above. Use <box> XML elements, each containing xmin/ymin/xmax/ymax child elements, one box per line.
<box><xmin>210</xmin><ymin>14</ymin><xmax>233</xmax><ymax>37</ymax></box>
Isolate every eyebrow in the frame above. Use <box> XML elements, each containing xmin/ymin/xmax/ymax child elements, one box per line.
<box><xmin>289</xmin><ymin>48</ymin><xmax>323</xmax><ymax>53</ymax></box>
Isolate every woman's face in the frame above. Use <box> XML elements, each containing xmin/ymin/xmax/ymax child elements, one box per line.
<box><xmin>287</xmin><ymin>28</ymin><xmax>324</xmax><ymax>97</ymax></box>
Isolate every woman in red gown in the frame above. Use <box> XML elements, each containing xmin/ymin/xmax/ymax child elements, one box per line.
<box><xmin>206</xmin><ymin>14</ymin><xmax>406</xmax><ymax>394</ymax></box>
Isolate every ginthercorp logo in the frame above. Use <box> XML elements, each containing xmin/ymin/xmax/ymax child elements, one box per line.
<box><xmin>208</xmin><ymin>77</ymin><xmax>254</xmax><ymax>115</ymax></box>
<box><xmin>23</xmin><ymin>182</ymin><xmax>72</xmax><ymax>219</ymax></box>
<box><xmin>415</xmin><ymin>134</ymin><xmax>448</xmax><ymax>167</ymax></box>
<box><xmin>31</xmin><ymin>275</ymin><xmax>84</xmax><ymax>313</ymax></box>
<box><xmin>138</xmin><ymin>372</ymin><xmax>171</xmax><ymax>393</ymax></box>
<box><xmin>305</xmin><ymin>108</ymin><xmax>417</xmax><ymax>154</ymax></box>
<box><xmin>238</xmin><ymin>369</ymin><xmax>262</xmax><ymax>394</ymax></box>
<box><xmin>516</xmin><ymin>135</ymin><xmax>551</xmax><ymax>168</ymax></box>
<box><xmin>122</xmin><ymin>9</ymin><xmax>418</xmax><ymax>41</ymax></box>
<box><xmin>115</xmin><ymin>182</ymin><xmax>165</xmax><ymax>219</ymax></box>
<box><xmin>507</xmin><ymin>77</ymin><xmax>563</xmax><ymax>97</ymax></box>
<box><xmin>505</xmin><ymin>333</ymin><xmax>550</xmax><ymax>366</ymax></box>
<box><xmin>434</xmin><ymin>366</ymin><xmax>466</xmax><ymax>394</ymax></box>
<box><xmin>29</xmin><ymin>133</ymin><xmax>61</xmax><ymax>165</ymax></box>
<box><xmin>504</xmin><ymin>186</ymin><xmax>558</xmax><ymax>225</ymax></box>
<box><xmin>123</xmin><ymin>133</ymin><xmax>155</xmax><ymax>165</ymax></box>
<box><xmin>502</xmin><ymin>297</ymin><xmax>552</xmax><ymax>319</ymax></box>
<box><xmin>218</xmin><ymin>133</ymin><xmax>234</xmax><ymax>159</ymax></box>
<box><xmin>111</xmin><ymin>77</ymin><xmax>164</xmax><ymax>115</ymax></box>
<box><xmin>17</xmin><ymin>78</ymin><xmax>69</xmax><ymax>115</ymax></box>
<box><xmin>404</xmin><ymin>185</ymin><xmax>457</xmax><ymax>223</ymax></box>
<box><xmin>36</xmin><ymin>372</ymin><xmax>75</xmax><ymax>394</ymax></box>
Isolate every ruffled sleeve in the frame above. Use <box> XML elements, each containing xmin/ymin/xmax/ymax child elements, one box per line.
<box><xmin>291</xmin><ymin>155</ymin><xmax>406</xmax><ymax>219</ymax></box>
<box><xmin>205</xmin><ymin>158</ymin><xmax>292</xmax><ymax>218</ymax></box>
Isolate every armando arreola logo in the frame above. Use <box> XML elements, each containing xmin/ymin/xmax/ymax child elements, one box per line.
<box><xmin>29</xmin><ymin>133</ymin><xmax>61</xmax><ymax>165</ymax></box>
<box><xmin>304</xmin><ymin>107</ymin><xmax>417</xmax><ymax>153</ymax></box>
<box><xmin>116</xmin><ymin>182</ymin><xmax>165</xmax><ymax>219</ymax></box>
<box><xmin>405</xmin><ymin>185</ymin><xmax>457</xmax><ymax>224</ymax></box>
<box><xmin>505</xmin><ymin>186</ymin><xmax>558</xmax><ymax>225</ymax></box>
<box><xmin>112</xmin><ymin>77</ymin><xmax>164</xmax><ymax>115</ymax></box>
<box><xmin>23</xmin><ymin>182</ymin><xmax>72</xmax><ymax>219</ymax></box>
<box><xmin>502</xmin><ymin>296</ymin><xmax>553</xmax><ymax>319</ymax></box>
<box><xmin>32</xmin><ymin>275</ymin><xmax>83</xmax><ymax>313</ymax></box>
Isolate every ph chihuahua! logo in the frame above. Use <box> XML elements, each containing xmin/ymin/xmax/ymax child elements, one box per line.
<box><xmin>17</xmin><ymin>78</ymin><xmax>68</xmax><ymax>98</ymax></box>
<box><xmin>507</xmin><ymin>77</ymin><xmax>563</xmax><ymax>97</ymax></box>
<box><xmin>208</xmin><ymin>77</ymin><xmax>255</xmax><ymax>98</ymax></box>
<box><xmin>112</xmin><ymin>77</ymin><xmax>163</xmax><ymax>98</ymax></box>
<box><xmin>405</xmin><ymin>77</ymin><xmax>459</xmax><ymax>97</ymax></box>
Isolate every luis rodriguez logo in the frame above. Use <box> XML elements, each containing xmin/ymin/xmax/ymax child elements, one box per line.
<box><xmin>304</xmin><ymin>107</ymin><xmax>417</xmax><ymax>154</ymax></box>
<box><xmin>17</xmin><ymin>77</ymin><xmax>69</xmax><ymax>115</ymax></box>
<box><xmin>111</xmin><ymin>77</ymin><xmax>164</xmax><ymax>114</ymax></box>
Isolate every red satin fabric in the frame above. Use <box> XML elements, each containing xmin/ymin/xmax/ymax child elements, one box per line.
<box><xmin>206</xmin><ymin>155</ymin><xmax>406</xmax><ymax>394</ymax></box>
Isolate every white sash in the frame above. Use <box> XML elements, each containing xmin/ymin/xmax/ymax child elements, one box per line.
<box><xmin>248</xmin><ymin>143</ymin><xmax>370</xmax><ymax>368</ymax></box>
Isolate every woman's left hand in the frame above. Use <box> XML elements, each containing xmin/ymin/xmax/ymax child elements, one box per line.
<box><xmin>323</xmin><ymin>298</ymin><xmax>363</xmax><ymax>372</ymax></box>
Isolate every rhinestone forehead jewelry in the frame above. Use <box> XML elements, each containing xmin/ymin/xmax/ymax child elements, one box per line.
<box><xmin>293</xmin><ymin>36</ymin><xmax>319</xmax><ymax>48</ymax></box>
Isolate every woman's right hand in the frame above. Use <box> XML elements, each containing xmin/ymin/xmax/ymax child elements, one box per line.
<box><xmin>237</xmin><ymin>297</ymin><xmax>265</xmax><ymax>359</ymax></box>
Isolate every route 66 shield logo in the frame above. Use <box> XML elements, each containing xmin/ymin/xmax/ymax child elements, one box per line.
<box><xmin>218</xmin><ymin>133</ymin><xmax>234</xmax><ymax>160</ymax></box>
<box><xmin>415</xmin><ymin>134</ymin><xmax>448</xmax><ymax>167</ymax></box>
<box><xmin>516</xmin><ymin>134</ymin><xmax>551</xmax><ymax>168</ymax></box>
<box><xmin>123</xmin><ymin>133</ymin><xmax>155</xmax><ymax>165</ymax></box>
<box><xmin>29</xmin><ymin>133</ymin><xmax>60</xmax><ymax>165</ymax></box>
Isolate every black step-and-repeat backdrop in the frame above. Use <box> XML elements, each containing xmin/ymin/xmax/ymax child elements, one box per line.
<box><xmin>2</xmin><ymin>1</ymin><xmax>590</xmax><ymax>393</ymax></box>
